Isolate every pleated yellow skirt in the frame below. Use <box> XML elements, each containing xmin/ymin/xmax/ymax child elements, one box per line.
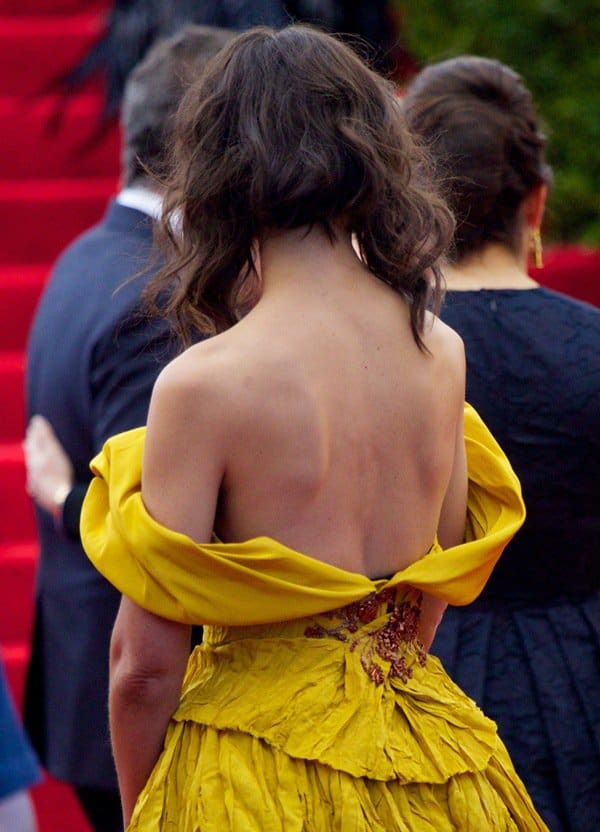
<box><xmin>128</xmin><ymin>589</ymin><xmax>548</xmax><ymax>831</ymax></box>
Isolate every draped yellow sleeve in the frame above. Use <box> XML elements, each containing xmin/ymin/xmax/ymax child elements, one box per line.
<box><xmin>81</xmin><ymin>404</ymin><xmax>524</xmax><ymax>626</ymax></box>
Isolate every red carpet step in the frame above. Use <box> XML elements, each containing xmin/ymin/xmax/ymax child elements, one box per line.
<box><xmin>0</xmin><ymin>95</ymin><xmax>120</xmax><ymax>179</ymax></box>
<box><xmin>541</xmin><ymin>246</ymin><xmax>600</xmax><ymax>307</ymax></box>
<box><xmin>2</xmin><ymin>642</ymin><xmax>29</xmax><ymax>709</ymax></box>
<box><xmin>31</xmin><ymin>776</ymin><xmax>92</xmax><ymax>832</ymax></box>
<box><xmin>0</xmin><ymin>265</ymin><xmax>48</xmax><ymax>351</ymax></box>
<box><xmin>0</xmin><ymin>541</ymin><xmax>37</xmax><ymax>643</ymax></box>
<box><xmin>0</xmin><ymin>2</ymin><xmax>110</xmax><ymax>829</ymax></box>
<box><xmin>0</xmin><ymin>13</ymin><xmax>105</xmax><ymax>96</ymax></box>
<box><xmin>0</xmin><ymin>443</ymin><xmax>35</xmax><ymax>542</ymax></box>
<box><xmin>0</xmin><ymin>351</ymin><xmax>26</xmax><ymax>441</ymax></box>
<box><xmin>0</xmin><ymin>177</ymin><xmax>117</xmax><ymax>262</ymax></box>
<box><xmin>0</xmin><ymin>0</ymin><xmax>104</xmax><ymax>13</ymax></box>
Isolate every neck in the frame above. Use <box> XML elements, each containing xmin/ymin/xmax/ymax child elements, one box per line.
<box><xmin>445</xmin><ymin>243</ymin><xmax>539</xmax><ymax>290</ymax></box>
<box><xmin>258</xmin><ymin>224</ymin><xmax>368</xmax><ymax>299</ymax></box>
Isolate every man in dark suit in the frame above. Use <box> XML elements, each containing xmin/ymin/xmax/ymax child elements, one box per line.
<box><xmin>23</xmin><ymin>25</ymin><xmax>234</xmax><ymax>832</ymax></box>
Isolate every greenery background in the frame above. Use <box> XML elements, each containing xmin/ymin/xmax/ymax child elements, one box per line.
<box><xmin>393</xmin><ymin>0</ymin><xmax>600</xmax><ymax>244</ymax></box>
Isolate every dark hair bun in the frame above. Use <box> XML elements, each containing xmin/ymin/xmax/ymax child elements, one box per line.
<box><xmin>404</xmin><ymin>56</ymin><xmax>551</xmax><ymax>260</ymax></box>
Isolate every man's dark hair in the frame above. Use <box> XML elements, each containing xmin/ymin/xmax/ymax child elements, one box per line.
<box><xmin>146</xmin><ymin>25</ymin><xmax>454</xmax><ymax>351</ymax></box>
<box><xmin>121</xmin><ymin>24</ymin><xmax>235</xmax><ymax>185</ymax></box>
<box><xmin>403</xmin><ymin>56</ymin><xmax>552</xmax><ymax>262</ymax></box>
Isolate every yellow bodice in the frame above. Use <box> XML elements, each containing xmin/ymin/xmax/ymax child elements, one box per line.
<box><xmin>81</xmin><ymin>404</ymin><xmax>525</xmax><ymax>626</ymax></box>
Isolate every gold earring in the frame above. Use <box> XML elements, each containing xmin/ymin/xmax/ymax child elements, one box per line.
<box><xmin>531</xmin><ymin>228</ymin><xmax>544</xmax><ymax>269</ymax></box>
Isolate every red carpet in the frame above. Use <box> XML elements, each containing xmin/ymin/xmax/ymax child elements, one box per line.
<box><xmin>535</xmin><ymin>245</ymin><xmax>600</xmax><ymax>307</ymax></box>
<box><xmin>0</xmin><ymin>4</ymin><xmax>597</xmax><ymax>831</ymax></box>
<box><xmin>0</xmin><ymin>0</ymin><xmax>117</xmax><ymax>829</ymax></box>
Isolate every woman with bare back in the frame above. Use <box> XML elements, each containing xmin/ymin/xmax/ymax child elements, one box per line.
<box><xmin>81</xmin><ymin>25</ymin><xmax>547</xmax><ymax>831</ymax></box>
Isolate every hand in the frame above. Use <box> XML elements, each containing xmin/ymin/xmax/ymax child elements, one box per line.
<box><xmin>24</xmin><ymin>415</ymin><xmax>74</xmax><ymax>516</ymax></box>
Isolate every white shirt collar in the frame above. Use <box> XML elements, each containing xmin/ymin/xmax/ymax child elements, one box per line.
<box><xmin>116</xmin><ymin>185</ymin><xmax>163</xmax><ymax>220</ymax></box>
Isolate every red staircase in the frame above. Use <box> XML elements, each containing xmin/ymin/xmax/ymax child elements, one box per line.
<box><xmin>0</xmin><ymin>1</ymin><xmax>119</xmax><ymax>829</ymax></box>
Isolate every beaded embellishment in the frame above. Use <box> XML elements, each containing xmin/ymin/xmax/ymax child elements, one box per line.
<box><xmin>304</xmin><ymin>587</ymin><xmax>426</xmax><ymax>686</ymax></box>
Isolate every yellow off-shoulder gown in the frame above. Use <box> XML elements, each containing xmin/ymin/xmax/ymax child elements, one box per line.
<box><xmin>81</xmin><ymin>404</ymin><xmax>549</xmax><ymax>831</ymax></box>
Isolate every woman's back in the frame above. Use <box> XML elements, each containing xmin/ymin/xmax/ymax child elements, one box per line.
<box><xmin>149</xmin><ymin>226</ymin><xmax>466</xmax><ymax>579</ymax></box>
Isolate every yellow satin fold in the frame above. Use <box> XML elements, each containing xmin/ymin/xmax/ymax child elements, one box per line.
<box><xmin>81</xmin><ymin>403</ymin><xmax>524</xmax><ymax>625</ymax></box>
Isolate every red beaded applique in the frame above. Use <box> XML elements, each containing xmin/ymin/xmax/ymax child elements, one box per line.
<box><xmin>304</xmin><ymin>588</ymin><xmax>427</xmax><ymax>686</ymax></box>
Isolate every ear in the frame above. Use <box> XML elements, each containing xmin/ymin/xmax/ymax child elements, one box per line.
<box><xmin>523</xmin><ymin>183</ymin><xmax>547</xmax><ymax>230</ymax></box>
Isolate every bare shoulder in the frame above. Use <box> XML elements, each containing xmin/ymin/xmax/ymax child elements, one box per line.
<box><xmin>424</xmin><ymin>310</ymin><xmax>464</xmax><ymax>352</ymax></box>
<box><xmin>151</xmin><ymin>334</ymin><xmax>242</xmax><ymax>420</ymax></box>
<box><xmin>423</xmin><ymin>312</ymin><xmax>465</xmax><ymax>376</ymax></box>
<box><xmin>149</xmin><ymin>328</ymin><xmax>269</xmax><ymax>454</ymax></box>
<box><xmin>142</xmin><ymin>335</ymin><xmax>242</xmax><ymax>538</ymax></box>
<box><xmin>154</xmin><ymin>336</ymin><xmax>229</xmax><ymax>390</ymax></box>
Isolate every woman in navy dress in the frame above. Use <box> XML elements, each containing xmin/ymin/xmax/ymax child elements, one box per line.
<box><xmin>404</xmin><ymin>56</ymin><xmax>600</xmax><ymax>832</ymax></box>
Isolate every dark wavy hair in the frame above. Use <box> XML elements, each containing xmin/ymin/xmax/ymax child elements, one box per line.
<box><xmin>145</xmin><ymin>25</ymin><xmax>454</xmax><ymax>350</ymax></box>
<box><xmin>403</xmin><ymin>56</ymin><xmax>552</xmax><ymax>262</ymax></box>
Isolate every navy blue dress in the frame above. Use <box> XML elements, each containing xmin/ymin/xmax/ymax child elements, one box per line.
<box><xmin>0</xmin><ymin>659</ymin><xmax>40</xmax><ymax>800</ymax></box>
<box><xmin>434</xmin><ymin>287</ymin><xmax>600</xmax><ymax>832</ymax></box>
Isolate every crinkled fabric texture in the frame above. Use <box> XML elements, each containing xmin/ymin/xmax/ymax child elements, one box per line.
<box><xmin>81</xmin><ymin>404</ymin><xmax>547</xmax><ymax>830</ymax></box>
<box><xmin>132</xmin><ymin>724</ymin><xmax>534</xmax><ymax>831</ymax></box>
<box><xmin>128</xmin><ymin>594</ymin><xmax>546</xmax><ymax>831</ymax></box>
